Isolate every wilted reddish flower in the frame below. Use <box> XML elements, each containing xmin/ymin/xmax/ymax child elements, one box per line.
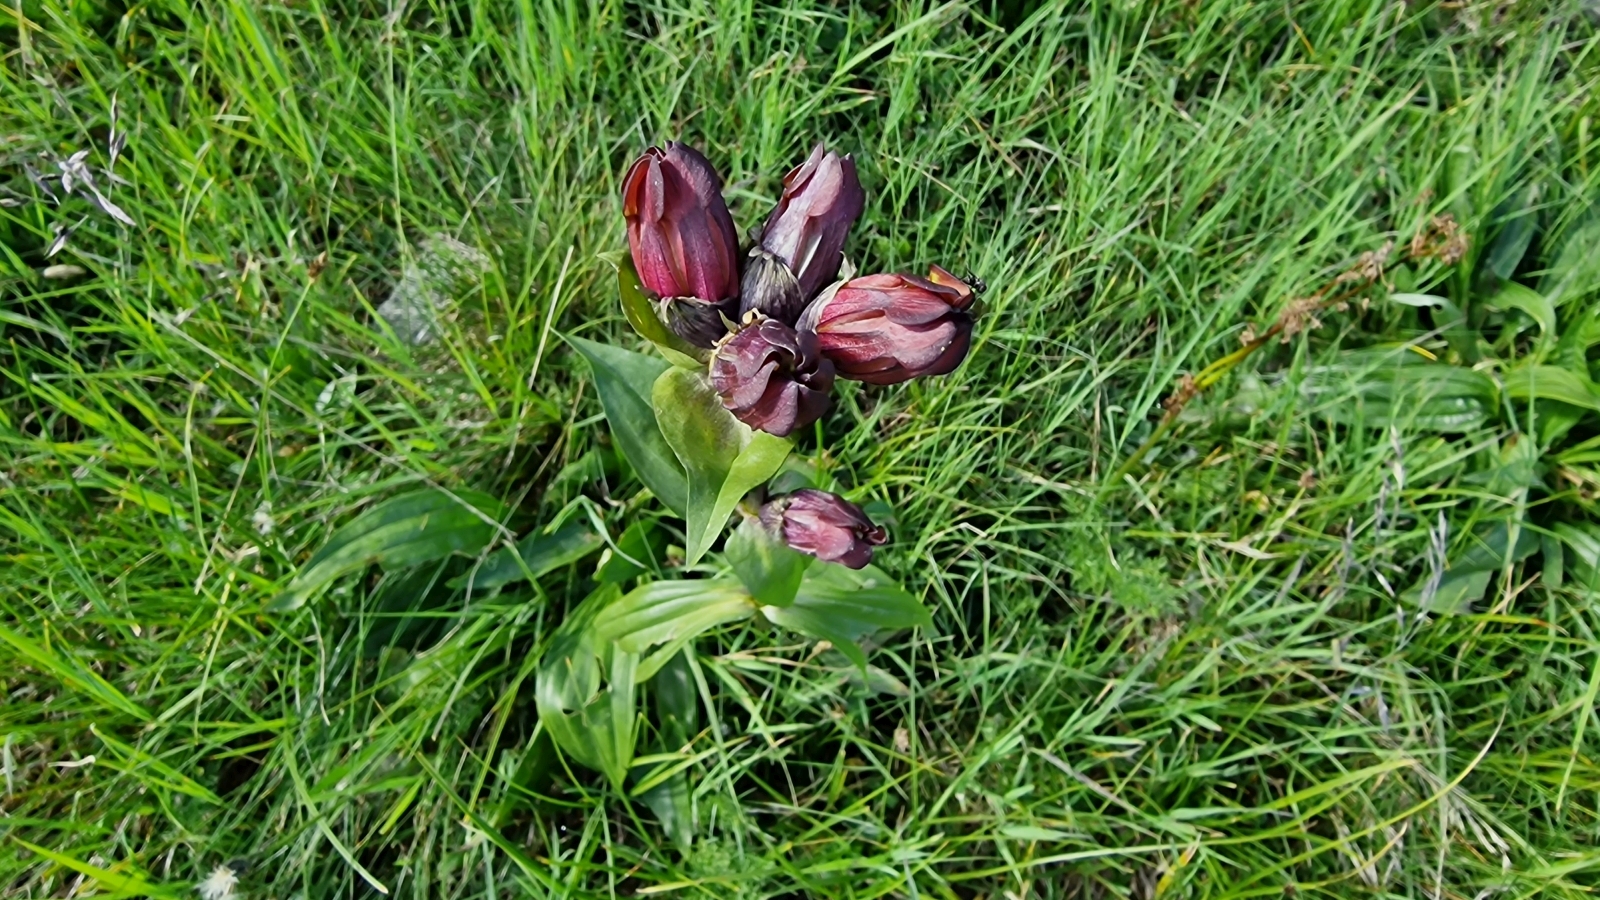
<box><xmin>622</xmin><ymin>142</ymin><xmax>741</xmax><ymax>306</ymax></box>
<box><xmin>760</xmin><ymin>489</ymin><xmax>886</xmax><ymax>569</ymax></box>
<box><xmin>803</xmin><ymin>265</ymin><xmax>975</xmax><ymax>385</ymax></box>
<box><xmin>740</xmin><ymin>144</ymin><xmax>864</xmax><ymax>323</ymax></box>
<box><xmin>710</xmin><ymin>318</ymin><xmax>834</xmax><ymax>437</ymax></box>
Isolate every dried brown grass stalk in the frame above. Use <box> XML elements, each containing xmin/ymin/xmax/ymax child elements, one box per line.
<box><xmin>1109</xmin><ymin>215</ymin><xmax>1470</xmax><ymax>485</ymax></box>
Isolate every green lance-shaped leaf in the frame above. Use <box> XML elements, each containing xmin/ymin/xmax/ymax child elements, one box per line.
<box><xmin>1553</xmin><ymin>522</ymin><xmax>1600</xmax><ymax>593</ymax></box>
<box><xmin>11</xmin><ymin>838</ymin><xmax>183</xmax><ymax>900</ymax></box>
<box><xmin>1383</xmin><ymin>293</ymin><xmax>1476</xmax><ymax>362</ymax></box>
<box><xmin>1558</xmin><ymin>302</ymin><xmax>1600</xmax><ymax>355</ymax></box>
<box><xmin>591</xmin><ymin>578</ymin><xmax>757</xmax><ymax>681</ymax></box>
<box><xmin>597</xmin><ymin>519</ymin><xmax>664</xmax><ymax>585</ymax></box>
<box><xmin>1503</xmin><ymin>364</ymin><xmax>1600</xmax><ymax>412</ymax></box>
<box><xmin>1302</xmin><ymin>346</ymin><xmax>1499</xmax><ymax>433</ymax></box>
<box><xmin>761</xmin><ymin>563</ymin><xmax>931</xmax><ymax>670</ymax></box>
<box><xmin>450</xmin><ymin>520</ymin><xmax>603</xmax><ymax>591</ymax></box>
<box><xmin>269</xmin><ymin>488</ymin><xmax>507</xmax><ymax>612</ymax></box>
<box><xmin>569</xmin><ymin>336</ymin><xmax>689</xmax><ymax>515</ymax></box>
<box><xmin>536</xmin><ymin>579</ymin><xmax>754</xmax><ymax>786</ymax></box>
<box><xmin>614</xmin><ymin>256</ymin><xmax>709</xmax><ymax>370</ymax></box>
<box><xmin>1450</xmin><ymin>521</ymin><xmax>1542</xmax><ymax>573</ymax></box>
<box><xmin>1542</xmin><ymin>532</ymin><xmax>1566</xmax><ymax>591</ymax></box>
<box><xmin>725</xmin><ymin>515</ymin><xmax>809</xmax><ymax>607</ymax></box>
<box><xmin>0</xmin><ymin>624</ymin><xmax>150</xmax><ymax>721</ymax></box>
<box><xmin>1485</xmin><ymin>282</ymin><xmax>1557</xmax><ymax>343</ymax></box>
<box><xmin>651</xmin><ymin>366</ymin><xmax>791</xmax><ymax>565</ymax></box>
<box><xmin>1387</xmin><ymin>293</ymin><xmax>1451</xmax><ymax>308</ymax></box>
<box><xmin>534</xmin><ymin>584</ymin><xmax>639</xmax><ymax>788</ymax></box>
<box><xmin>1401</xmin><ymin>519</ymin><xmax>1542</xmax><ymax>613</ymax></box>
<box><xmin>652</xmin><ymin>647</ymin><xmax>701</xmax><ymax>752</ymax></box>
<box><xmin>1483</xmin><ymin>183</ymin><xmax>1539</xmax><ymax>282</ymax></box>
<box><xmin>638</xmin><ymin>648</ymin><xmax>700</xmax><ymax>849</ymax></box>
<box><xmin>1487</xmin><ymin>282</ymin><xmax>1557</xmax><ymax>336</ymax></box>
<box><xmin>1538</xmin><ymin>217</ymin><xmax>1600</xmax><ymax>308</ymax></box>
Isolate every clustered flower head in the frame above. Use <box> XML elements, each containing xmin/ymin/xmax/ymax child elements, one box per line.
<box><xmin>621</xmin><ymin>140</ymin><xmax>979</xmax><ymax>570</ymax></box>
<box><xmin>622</xmin><ymin>141</ymin><xmax>978</xmax><ymax>437</ymax></box>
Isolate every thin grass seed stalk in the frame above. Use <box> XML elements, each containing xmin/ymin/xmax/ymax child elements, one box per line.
<box><xmin>1111</xmin><ymin>215</ymin><xmax>1472</xmax><ymax>484</ymax></box>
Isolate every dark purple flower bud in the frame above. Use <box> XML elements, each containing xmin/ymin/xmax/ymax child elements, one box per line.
<box><xmin>660</xmin><ymin>296</ymin><xmax>735</xmax><ymax>349</ymax></box>
<box><xmin>738</xmin><ymin>252</ymin><xmax>805</xmax><ymax>327</ymax></box>
<box><xmin>760</xmin><ymin>489</ymin><xmax>887</xmax><ymax>569</ymax></box>
<box><xmin>710</xmin><ymin>318</ymin><xmax>834</xmax><ymax>438</ymax></box>
<box><xmin>622</xmin><ymin>142</ymin><xmax>740</xmax><ymax>304</ymax></box>
<box><xmin>803</xmin><ymin>265</ymin><xmax>975</xmax><ymax>385</ymax></box>
<box><xmin>740</xmin><ymin>144</ymin><xmax>865</xmax><ymax>322</ymax></box>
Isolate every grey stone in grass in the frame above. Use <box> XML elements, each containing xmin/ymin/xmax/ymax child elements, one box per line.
<box><xmin>376</xmin><ymin>234</ymin><xmax>492</xmax><ymax>345</ymax></box>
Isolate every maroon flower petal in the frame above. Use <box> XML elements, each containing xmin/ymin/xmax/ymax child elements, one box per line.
<box><xmin>710</xmin><ymin>319</ymin><xmax>835</xmax><ymax>437</ymax></box>
<box><xmin>742</xmin><ymin>145</ymin><xmax>865</xmax><ymax>320</ymax></box>
<box><xmin>809</xmin><ymin>267</ymin><xmax>975</xmax><ymax>384</ymax></box>
<box><xmin>762</xmin><ymin>489</ymin><xmax>887</xmax><ymax>569</ymax></box>
<box><xmin>621</xmin><ymin>142</ymin><xmax>740</xmax><ymax>304</ymax></box>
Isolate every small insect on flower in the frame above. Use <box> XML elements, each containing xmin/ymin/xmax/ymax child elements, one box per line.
<box><xmin>197</xmin><ymin>860</ymin><xmax>247</xmax><ymax>900</ymax></box>
<box><xmin>959</xmin><ymin>270</ymin><xmax>988</xmax><ymax>295</ymax></box>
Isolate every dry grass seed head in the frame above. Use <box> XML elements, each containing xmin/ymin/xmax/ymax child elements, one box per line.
<box><xmin>1277</xmin><ymin>295</ymin><xmax>1325</xmax><ymax>341</ymax></box>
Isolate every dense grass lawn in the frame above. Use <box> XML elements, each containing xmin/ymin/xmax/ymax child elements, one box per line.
<box><xmin>5</xmin><ymin>0</ymin><xmax>1600</xmax><ymax>896</ymax></box>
